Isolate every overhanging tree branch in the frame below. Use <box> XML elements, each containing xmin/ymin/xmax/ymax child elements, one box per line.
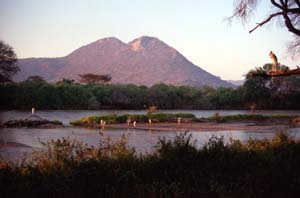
<box><xmin>286</xmin><ymin>8</ymin><xmax>300</xmax><ymax>13</ymax></box>
<box><xmin>230</xmin><ymin>0</ymin><xmax>300</xmax><ymax>57</ymax></box>
<box><xmin>249</xmin><ymin>12</ymin><xmax>283</xmax><ymax>33</ymax></box>
<box><xmin>282</xmin><ymin>13</ymin><xmax>300</xmax><ymax>36</ymax></box>
<box><xmin>270</xmin><ymin>0</ymin><xmax>284</xmax><ymax>9</ymax></box>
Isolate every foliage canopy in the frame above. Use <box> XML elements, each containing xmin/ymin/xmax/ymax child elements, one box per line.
<box><xmin>0</xmin><ymin>41</ymin><xmax>19</xmax><ymax>83</ymax></box>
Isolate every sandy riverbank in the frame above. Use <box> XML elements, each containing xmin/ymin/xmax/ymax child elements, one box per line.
<box><xmin>104</xmin><ymin>122</ymin><xmax>293</xmax><ymax>132</ymax></box>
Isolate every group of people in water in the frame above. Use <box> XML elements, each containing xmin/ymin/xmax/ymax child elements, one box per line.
<box><xmin>123</xmin><ymin>117</ymin><xmax>182</xmax><ymax>128</ymax></box>
<box><xmin>99</xmin><ymin>117</ymin><xmax>183</xmax><ymax>131</ymax></box>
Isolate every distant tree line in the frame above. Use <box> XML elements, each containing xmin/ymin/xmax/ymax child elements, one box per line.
<box><xmin>1</xmin><ymin>66</ymin><xmax>300</xmax><ymax>110</ymax></box>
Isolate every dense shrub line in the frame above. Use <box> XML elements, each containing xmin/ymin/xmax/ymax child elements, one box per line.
<box><xmin>1</xmin><ymin>79</ymin><xmax>300</xmax><ymax>110</ymax></box>
<box><xmin>205</xmin><ymin>113</ymin><xmax>295</xmax><ymax>122</ymax></box>
<box><xmin>1</xmin><ymin>133</ymin><xmax>300</xmax><ymax>197</ymax></box>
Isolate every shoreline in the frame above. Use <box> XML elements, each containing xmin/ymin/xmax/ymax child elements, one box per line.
<box><xmin>98</xmin><ymin>122</ymin><xmax>294</xmax><ymax>132</ymax></box>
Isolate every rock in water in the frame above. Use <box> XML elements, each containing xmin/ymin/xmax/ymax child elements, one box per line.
<box><xmin>1</xmin><ymin>115</ymin><xmax>63</xmax><ymax>128</ymax></box>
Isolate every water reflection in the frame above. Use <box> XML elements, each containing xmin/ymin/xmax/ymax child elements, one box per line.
<box><xmin>1</xmin><ymin>127</ymin><xmax>300</xmax><ymax>162</ymax></box>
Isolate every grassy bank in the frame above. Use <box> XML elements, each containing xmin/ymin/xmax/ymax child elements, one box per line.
<box><xmin>1</xmin><ymin>132</ymin><xmax>300</xmax><ymax>197</ymax></box>
<box><xmin>70</xmin><ymin>113</ymin><xmax>196</xmax><ymax>126</ymax></box>
<box><xmin>70</xmin><ymin>113</ymin><xmax>297</xmax><ymax>127</ymax></box>
<box><xmin>204</xmin><ymin>113</ymin><xmax>296</xmax><ymax>123</ymax></box>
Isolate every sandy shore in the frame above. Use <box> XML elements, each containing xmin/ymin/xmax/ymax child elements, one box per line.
<box><xmin>105</xmin><ymin>122</ymin><xmax>292</xmax><ymax>132</ymax></box>
<box><xmin>0</xmin><ymin>141</ymin><xmax>32</xmax><ymax>149</ymax></box>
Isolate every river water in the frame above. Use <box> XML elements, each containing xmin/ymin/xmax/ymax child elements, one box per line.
<box><xmin>1</xmin><ymin>110</ymin><xmax>300</xmax><ymax>162</ymax></box>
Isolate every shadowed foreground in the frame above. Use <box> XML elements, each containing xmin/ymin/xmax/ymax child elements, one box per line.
<box><xmin>1</xmin><ymin>132</ymin><xmax>300</xmax><ymax>198</ymax></box>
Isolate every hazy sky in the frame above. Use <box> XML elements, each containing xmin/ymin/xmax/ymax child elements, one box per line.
<box><xmin>0</xmin><ymin>0</ymin><xmax>299</xmax><ymax>80</ymax></box>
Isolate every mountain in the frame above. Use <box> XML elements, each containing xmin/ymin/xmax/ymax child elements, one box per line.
<box><xmin>16</xmin><ymin>36</ymin><xmax>233</xmax><ymax>87</ymax></box>
<box><xmin>227</xmin><ymin>80</ymin><xmax>245</xmax><ymax>86</ymax></box>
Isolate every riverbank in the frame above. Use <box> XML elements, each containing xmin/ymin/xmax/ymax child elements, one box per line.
<box><xmin>2</xmin><ymin>109</ymin><xmax>300</xmax><ymax>126</ymax></box>
<box><xmin>106</xmin><ymin>122</ymin><xmax>290</xmax><ymax>132</ymax></box>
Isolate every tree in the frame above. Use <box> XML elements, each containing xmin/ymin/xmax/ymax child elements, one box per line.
<box><xmin>243</xmin><ymin>63</ymin><xmax>300</xmax><ymax>108</ymax></box>
<box><xmin>24</xmin><ymin>75</ymin><xmax>46</xmax><ymax>83</ymax></box>
<box><xmin>61</xmin><ymin>78</ymin><xmax>75</xmax><ymax>84</ymax></box>
<box><xmin>243</xmin><ymin>76</ymin><xmax>272</xmax><ymax>108</ymax></box>
<box><xmin>246</xmin><ymin>63</ymin><xmax>290</xmax><ymax>79</ymax></box>
<box><xmin>0</xmin><ymin>41</ymin><xmax>19</xmax><ymax>83</ymax></box>
<box><xmin>229</xmin><ymin>0</ymin><xmax>300</xmax><ymax>57</ymax></box>
<box><xmin>78</xmin><ymin>73</ymin><xmax>112</xmax><ymax>84</ymax></box>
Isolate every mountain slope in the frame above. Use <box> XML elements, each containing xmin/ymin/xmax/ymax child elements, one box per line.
<box><xmin>16</xmin><ymin>36</ymin><xmax>232</xmax><ymax>87</ymax></box>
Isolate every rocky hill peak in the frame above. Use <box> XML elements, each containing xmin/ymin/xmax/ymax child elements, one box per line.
<box><xmin>129</xmin><ymin>36</ymin><xmax>168</xmax><ymax>51</ymax></box>
<box><xmin>16</xmin><ymin>36</ymin><xmax>233</xmax><ymax>87</ymax></box>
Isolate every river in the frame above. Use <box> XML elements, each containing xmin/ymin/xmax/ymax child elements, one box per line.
<box><xmin>1</xmin><ymin>110</ymin><xmax>300</xmax><ymax>162</ymax></box>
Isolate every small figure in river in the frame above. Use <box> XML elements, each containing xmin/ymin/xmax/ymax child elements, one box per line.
<box><xmin>133</xmin><ymin>120</ymin><xmax>136</xmax><ymax>127</ymax></box>
<box><xmin>127</xmin><ymin>118</ymin><xmax>131</xmax><ymax>126</ymax></box>
<box><xmin>250</xmin><ymin>103</ymin><xmax>256</xmax><ymax>113</ymax></box>
<box><xmin>177</xmin><ymin>117</ymin><xmax>181</xmax><ymax>125</ymax></box>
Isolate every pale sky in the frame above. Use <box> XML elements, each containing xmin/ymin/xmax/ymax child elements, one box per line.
<box><xmin>0</xmin><ymin>0</ymin><xmax>299</xmax><ymax>80</ymax></box>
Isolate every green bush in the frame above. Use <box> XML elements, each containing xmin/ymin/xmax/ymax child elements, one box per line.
<box><xmin>115</xmin><ymin>114</ymin><xmax>129</xmax><ymax>123</ymax></box>
<box><xmin>70</xmin><ymin>113</ymin><xmax>196</xmax><ymax>126</ymax></box>
<box><xmin>206</xmin><ymin>114</ymin><xmax>294</xmax><ymax>122</ymax></box>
